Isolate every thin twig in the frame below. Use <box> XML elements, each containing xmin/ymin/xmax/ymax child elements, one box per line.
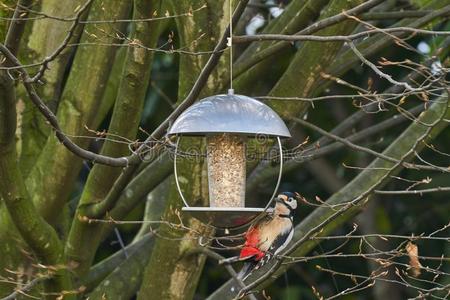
<box><xmin>4</xmin><ymin>0</ymin><xmax>33</xmax><ymax>56</ymax></box>
<box><xmin>375</xmin><ymin>187</ymin><xmax>450</xmax><ymax>195</ymax></box>
<box><xmin>0</xmin><ymin>275</ymin><xmax>50</xmax><ymax>300</ymax></box>
<box><xmin>360</xmin><ymin>10</ymin><xmax>450</xmax><ymax>20</ymax></box>
<box><xmin>232</xmin><ymin>27</ymin><xmax>450</xmax><ymax>44</ymax></box>
<box><xmin>5</xmin><ymin>3</ymin><xmax>206</xmax><ymax>23</ymax></box>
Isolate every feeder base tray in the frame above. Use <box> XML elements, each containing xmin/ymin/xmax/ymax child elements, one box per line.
<box><xmin>182</xmin><ymin>207</ymin><xmax>273</xmax><ymax>229</ymax></box>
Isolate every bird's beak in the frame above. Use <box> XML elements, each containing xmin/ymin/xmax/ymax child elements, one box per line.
<box><xmin>275</xmin><ymin>197</ymin><xmax>283</xmax><ymax>203</ymax></box>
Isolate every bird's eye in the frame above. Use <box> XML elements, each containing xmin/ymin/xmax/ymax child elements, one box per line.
<box><xmin>288</xmin><ymin>198</ymin><xmax>293</xmax><ymax>202</ymax></box>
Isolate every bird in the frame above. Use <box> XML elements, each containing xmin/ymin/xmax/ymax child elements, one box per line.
<box><xmin>221</xmin><ymin>192</ymin><xmax>298</xmax><ymax>280</ymax></box>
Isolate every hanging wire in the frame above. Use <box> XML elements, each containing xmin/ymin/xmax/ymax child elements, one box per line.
<box><xmin>228</xmin><ymin>0</ymin><xmax>234</xmax><ymax>92</ymax></box>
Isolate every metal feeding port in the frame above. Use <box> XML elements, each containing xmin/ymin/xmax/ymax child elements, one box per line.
<box><xmin>168</xmin><ymin>92</ymin><xmax>291</xmax><ymax>228</ymax></box>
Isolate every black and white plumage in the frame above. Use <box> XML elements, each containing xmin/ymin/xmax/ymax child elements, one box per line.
<box><xmin>221</xmin><ymin>192</ymin><xmax>298</xmax><ymax>280</ymax></box>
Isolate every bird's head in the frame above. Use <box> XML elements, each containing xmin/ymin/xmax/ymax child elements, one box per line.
<box><xmin>274</xmin><ymin>192</ymin><xmax>298</xmax><ymax>216</ymax></box>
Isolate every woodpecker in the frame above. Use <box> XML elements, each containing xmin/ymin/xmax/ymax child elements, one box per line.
<box><xmin>221</xmin><ymin>192</ymin><xmax>298</xmax><ymax>280</ymax></box>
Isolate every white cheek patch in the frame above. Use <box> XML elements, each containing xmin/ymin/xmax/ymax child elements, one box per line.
<box><xmin>290</xmin><ymin>200</ymin><xmax>298</xmax><ymax>210</ymax></box>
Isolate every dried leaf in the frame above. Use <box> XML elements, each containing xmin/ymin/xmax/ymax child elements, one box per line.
<box><xmin>367</xmin><ymin>77</ymin><xmax>373</xmax><ymax>90</ymax></box>
<box><xmin>406</xmin><ymin>241</ymin><xmax>421</xmax><ymax>277</ymax></box>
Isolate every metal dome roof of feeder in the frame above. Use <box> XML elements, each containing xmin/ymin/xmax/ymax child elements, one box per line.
<box><xmin>168</xmin><ymin>94</ymin><xmax>291</xmax><ymax>138</ymax></box>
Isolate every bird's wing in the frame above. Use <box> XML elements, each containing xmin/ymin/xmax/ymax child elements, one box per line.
<box><xmin>256</xmin><ymin>224</ymin><xmax>294</xmax><ymax>268</ymax></box>
<box><xmin>272</xmin><ymin>225</ymin><xmax>294</xmax><ymax>256</ymax></box>
<box><xmin>239</xmin><ymin>214</ymin><xmax>277</xmax><ymax>260</ymax></box>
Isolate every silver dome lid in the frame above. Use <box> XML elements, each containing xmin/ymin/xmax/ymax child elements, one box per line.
<box><xmin>168</xmin><ymin>93</ymin><xmax>291</xmax><ymax>138</ymax></box>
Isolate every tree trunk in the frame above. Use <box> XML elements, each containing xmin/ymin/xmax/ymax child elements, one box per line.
<box><xmin>22</xmin><ymin>0</ymin><xmax>131</xmax><ymax>225</ymax></box>
<box><xmin>20</xmin><ymin>0</ymin><xmax>90</xmax><ymax>175</ymax></box>
<box><xmin>66</xmin><ymin>0</ymin><xmax>161</xmax><ymax>278</ymax></box>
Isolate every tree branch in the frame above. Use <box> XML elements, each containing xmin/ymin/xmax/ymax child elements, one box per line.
<box><xmin>0</xmin><ymin>274</ymin><xmax>50</xmax><ymax>300</ymax></box>
<box><xmin>232</xmin><ymin>27</ymin><xmax>450</xmax><ymax>44</ymax></box>
<box><xmin>246</xmin><ymin>48</ymin><xmax>447</xmax><ymax>192</ymax></box>
<box><xmin>71</xmin><ymin>0</ymin><xmax>250</xmax><ymax>237</ymax></box>
<box><xmin>4</xmin><ymin>0</ymin><xmax>32</xmax><ymax>56</ymax></box>
<box><xmin>265</xmin><ymin>0</ymin><xmax>365</xmax><ymax>119</ymax></box>
<box><xmin>233</xmin><ymin>0</ymin><xmax>384</xmax><ymax>79</ymax></box>
<box><xmin>374</xmin><ymin>187</ymin><xmax>450</xmax><ymax>195</ymax></box>
<box><xmin>320</xmin><ymin>1</ymin><xmax>450</xmax><ymax>92</ymax></box>
<box><xmin>0</xmin><ymin>69</ymin><xmax>72</xmax><ymax>300</ymax></box>
<box><xmin>79</xmin><ymin>233</ymin><xmax>154</xmax><ymax>294</ymax></box>
<box><xmin>86</xmin><ymin>232</ymin><xmax>155</xmax><ymax>299</ymax></box>
<box><xmin>360</xmin><ymin>10</ymin><xmax>450</xmax><ymax>20</ymax></box>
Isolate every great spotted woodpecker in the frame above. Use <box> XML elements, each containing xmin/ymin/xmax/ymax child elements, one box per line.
<box><xmin>221</xmin><ymin>192</ymin><xmax>298</xmax><ymax>280</ymax></box>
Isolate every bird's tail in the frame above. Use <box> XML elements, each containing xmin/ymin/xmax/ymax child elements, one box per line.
<box><xmin>237</xmin><ymin>261</ymin><xmax>257</xmax><ymax>280</ymax></box>
<box><xmin>219</xmin><ymin>254</ymin><xmax>257</xmax><ymax>265</ymax></box>
<box><xmin>220</xmin><ymin>254</ymin><xmax>258</xmax><ymax>280</ymax></box>
<box><xmin>219</xmin><ymin>256</ymin><xmax>241</xmax><ymax>265</ymax></box>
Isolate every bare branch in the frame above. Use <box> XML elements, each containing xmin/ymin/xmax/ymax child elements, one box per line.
<box><xmin>4</xmin><ymin>0</ymin><xmax>33</xmax><ymax>56</ymax></box>
<box><xmin>232</xmin><ymin>27</ymin><xmax>450</xmax><ymax>44</ymax></box>
<box><xmin>233</xmin><ymin>0</ymin><xmax>385</xmax><ymax>78</ymax></box>
<box><xmin>375</xmin><ymin>187</ymin><xmax>450</xmax><ymax>195</ymax></box>
<box><xmin>0</xmin><ymin>275</ymin><xmax>49</xmax><ymax>300</ymax></box>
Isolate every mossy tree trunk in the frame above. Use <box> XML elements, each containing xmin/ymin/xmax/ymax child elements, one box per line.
<box><xmin>19</xmin><ymin>0</ymin><xmax>90</xmax><ymax>175</ymax></box>
<box><xmin>0</xmin><ymin>56</ymin><xmax>73</xmax><ymax>300</ymax></box>
<box><xmin>65</xmin><ymin>0</ymin><xmax>162</xmax><ymax>278</ymax></box>
<box><xmin>24</xmin><ymin>0</ymin><xmax>132</xmax><ymax>224</ymax></box>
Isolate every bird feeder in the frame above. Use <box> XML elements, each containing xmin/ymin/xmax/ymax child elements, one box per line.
<box><xmin>168</xmin><ymin>91</ymin><xmax>291</xmax><ymax>228</ymax></box>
